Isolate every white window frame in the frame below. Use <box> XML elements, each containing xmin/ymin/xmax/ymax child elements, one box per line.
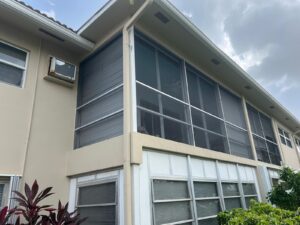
<box><xmin>278</xmin><ymin>127</ymin><xmax>293</xmax><ymax>148</ymax></box>
<box><xmin>149</xmin><ymin>163</ymin><xmax>259</xmax><ymax>225</ymax></box>
<box><xmin>151</xmin><ymin>178</ymin><xmax>194</xmax><ymax>225</ymax></box>
<box><xmin>193</xmin><ymin>179</ymin><xmax>221</xmax><ymax>224</ymax></box>
<box><xmin>69</xmin><ymin>170</ymin><xmax>123</xmax><ymax>225</ymax></box>
<box><xmin>0</xmin><ymin>40</ymin><xmax>29</xmax><ymax>88</ymax></box>
<box><xmin>0</xmin><ymin>179</ymin><xmax>10</xmax><ymax>208</ymax></box>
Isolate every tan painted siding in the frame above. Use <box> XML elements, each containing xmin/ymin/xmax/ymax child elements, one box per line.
<box><xmin>0</xmin><ymin>22</ymin><xmax>40</xmax><ymax>175</ymax></box>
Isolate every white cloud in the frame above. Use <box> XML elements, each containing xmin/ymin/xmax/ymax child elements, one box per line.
<box><xmin>218</xmin><ymin>32</ymin><xmax>271</xmax><ymax>71</ymax></box>
<box><xmin>260</xmin><ymin>74</ymin><xmax>300</xmax><ymax>94</ymax></box>
<box><xmin>41</xmin><ymin>9</ymin><xmax>56</xmax><ymax>19</ymax></box>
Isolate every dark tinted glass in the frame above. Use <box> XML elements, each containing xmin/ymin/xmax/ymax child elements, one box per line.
<box><xmin>254</xmin><ymin>136</ymin><xmax>270</xmax><ymax>163</ymax></box>
<box><xmin>242</xmin><ymin>183</ymin><xmax>256</xmax><ymax>195</ymax></box>
<box><xmin>208</xmin><ymin>133</ymin><xmax>228</xmax><ymax>153</ymax></box>
<box><xmin>260</xmin><ymin>114</ymin><xmax>275</xmax><ymax>142</ymax></box>
<box><xmin>191</xmin><ymin>108</ymin><xmax>205</xmax><ymax>128</ymax></box>
<box><xmin>135</xmin><ymin>37</ymin><xmax>157</xmax><ymax>88</ymax></box>
<box><xmin>220</xmin><ymin>88</ymin><xmax>246</xmax><ymax>128</ymax></box>
<box><xmin>162</xmin><ymin>96</ymin><xmax>187</xmax><ymax>121</ymax></box>
<box><xmin>205</xmin><ymin>114</ymin><xmax>225</xmax><ymax>135</ymax></box>
<box><xmin>164</xmin><ymin>118</ymin><xmax>190</xmax><ymax>144</ymax></box>
<box><xmin>158</xmin><ymin>52</ymin><xmax>184</xmax><ymax>100</ymax></box>
<box><xmin>196</xmin><ymin>199</ymin><xmax>220</xmax><ymax>217</ymax></box>
<box><xmin>136</xmin><ymin>84</ymin><xmax>159</xmax><ymax>112</ymax></box>
<box><xmin>194</xmin><ymin>128</ymin><xmax>207</xmax><ymax>148</ymax></box>
<box><xmin>224</xmin><ymin>198</ymin><xmax>242</xmax><ymax>210</ymax></box>
<box><xmin>200</xmin><ymin>77</ymin><xmax>221</xmax><ymax>117</ymax></box>
<box><xmin>154</xmin><ymin>201</ymin><xmax>192</xmax><ymax>225</ymax></box>
<box><xmin>187</xmin><ymin>69</ymin><xmax>201</xmax><ymax>108</ymax></box>
<box><xmin>222</xmin><ymin>183</ymin><xmax>239</xmax><ymax>196</ymax></box>
<box><xmin>153</xmin><ymin>180</ymin><xmax>189</xmax><ymax>200</ymax></box>
<box><xmin>0</xmin><ymin>62</ymin><xmax>23</xmax><ymax>86</ymax></box>
<box><xmin>78</xmin><ymin>206</ymin><xmax>115</xmax><ymax>225</ymax></box>
<box><xmin>247</xmin><ymin>105</ymin><xmax>263</xmax><ymax>136</ymax></box>
<box><xmin>0</xmin><ymin>42</ymin><xmax>27</xmax><ymax>67</ymax></box>
<box><xmin>78</xmin><ymin>182</ymin><xmax>116</xmax><ymax>205</ymax></box>
<box><xmin>194</xmin><ymin>182</ymin><xmax>218</xmax><ymax>198</ymax></box>
<box><xmin>137</xmin><ymin>109</ymin><xmax>161</xmax><ymax>137</ymax></box>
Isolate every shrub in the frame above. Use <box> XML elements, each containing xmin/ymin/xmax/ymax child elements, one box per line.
<box><xmin>268</xmin><ymin>167</ymin><xmax>300</xmax><ymax>211</ymax></box>
<box><xmin>0</xmin><ymin>180</ymin><xmax>86</xmax><ymax>225</ymax></box>
<box><xmin>218</xmin><ymin>200</ymin><xmax>300</xmax><ymax>225</ymax></box>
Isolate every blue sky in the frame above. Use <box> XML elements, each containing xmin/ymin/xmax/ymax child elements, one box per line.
<box><xmin>22</xmin><ymin>0</ymin><xmax>300</xmax><ymax>121</ymax></box>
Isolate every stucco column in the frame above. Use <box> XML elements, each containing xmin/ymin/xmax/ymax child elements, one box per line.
<box><xmin>242</xmin><ymin>97</ymin><xmax>258</xmax><ymax>161</ymax></box>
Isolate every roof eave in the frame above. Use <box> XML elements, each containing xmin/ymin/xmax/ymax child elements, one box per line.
<box><xmin>0</xmin><ymin>0</ymin><xmax>95</xmax><ymax>51</ymax></box>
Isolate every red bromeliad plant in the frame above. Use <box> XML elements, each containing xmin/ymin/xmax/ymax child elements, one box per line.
<box><xmin>0</xmin><ymin>180</ymin><xmax>86</xmax><ymax>225</ymax></box>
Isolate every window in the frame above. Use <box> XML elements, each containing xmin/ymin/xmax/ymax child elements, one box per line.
<box><xmin>150</xmin><ymin>172</ymin><xmax>258</xmax><ymax>225</ymax></box>
<box><xmin>222</xmin><ymin>183</ymin><xmax>242</xmax><ymax>210</ymax></box>
<box><xmin>194</xmin><ymin>182</ymin><xmax>220</xmax><ymax>225</ymax></box>
<box><xmin>242</xmin><ymin>183</ymin><xmax>258</xmax><ymax>208</ymax></box>
<box><xmin>0</xmin><ymin>41</ymin><xmax>27</xmax><ymax>87</ymax></box>
<box><xmin>152</xmin><ymin>180</ymin><xmax>193</xmax><ymax>225</ymax></box>
<box><xmin>247</xmin><ymin>104</ymin><xmax>281</xmax><ymax>165</ymax></box>
<box><xmin>77</xmin><ymin>181</ymin><xmax>117</xmax><ymax>225</ymax></box>
<box><xmin>278</xmin><ymin>128</ymin><xmax>293</xmax><ymax>148</ymax></box>
<box><xmin>0</xmin><ymin>179</ymin><xmax>9</xmax><ymax>208</ymax></box>
<box><xmin>135</xmin><ymin>33</ymin><xmax>252</xmax><ymax>159</ymax></box>
<box><xmin>75</xmin><ymin>36</ymin><xmax>123</xmax><ymax>149</ymax></box>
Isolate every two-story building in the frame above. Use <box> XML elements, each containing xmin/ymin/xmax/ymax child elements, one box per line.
<box><xmin>0</xmin><ymin>0</ymin><xmax>299</xmax><ymax>225</ymax></box>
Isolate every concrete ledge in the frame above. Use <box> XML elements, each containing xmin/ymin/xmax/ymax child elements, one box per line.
<box><xmin>66</xmin><ymin>135</ymin><xmax>124</xmax><ymax>176</ymax></box>
<box><xmin>131</xmin><ymin>132</ymin><xmax>281</xmax><ymax>170</ymax></box>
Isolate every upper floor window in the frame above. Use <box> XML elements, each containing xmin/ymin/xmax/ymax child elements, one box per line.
<box><xmin>278</xmin><ymin>128</ymin><xmax>292</xmax><ymax>148</ymax></box>
<box><xmin>247</xmin><ymin>104</ymin><xmax>281</xmax><ymax>165</ymax></box>
<box><xmin>0</xmin><ymin>41</ymin><xmax>27</xmax><ymax>87</ymax></box>
<box><xmin>75</xmin><ymin>36</ymin><xmax>123</xmax><ymax>149</ymax></box>
<box><xmin>135</xmin><ymin>32</ymin><xmax>252</xmax><ymax>159</ymax></box>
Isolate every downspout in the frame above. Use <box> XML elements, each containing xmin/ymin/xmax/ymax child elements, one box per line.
<box><xmin>122</xmin><ymin>1</ymin><xmax>153</xmax><ymax>225</ymax></box>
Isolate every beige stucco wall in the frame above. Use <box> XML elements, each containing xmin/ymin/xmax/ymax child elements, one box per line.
<box><xmin>19</xmin><ymin>38</ymin><xmax>81</xmax><ymax>204</ymax></box>
<box><xmin>273</xmin><ymin>120</ymin><xmax>300</xmax><ymax>169</ymax></box>
<box><xmin>0</xmin><ymin>22</ymin><xmax>40</xmax><ymax>175</ymax></box>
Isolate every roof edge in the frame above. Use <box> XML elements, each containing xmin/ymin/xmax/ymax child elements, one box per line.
<box><xmin>155</xmin><ymin>0</ymin><xmax>300</xmax><ymax>127</ymax></box>
<box><xmin>77</xmin><ymin>0</ymin><xmax>118</xmax><ymax>34</ymax></box>
<box><xmin>0</xmin><ymin>0</ymin><xmax>95</xmax><ymax>51</ymax></box>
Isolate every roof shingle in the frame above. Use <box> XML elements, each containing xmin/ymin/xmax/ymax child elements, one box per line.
<box><xmin>15</xmin><ymin>0</ymin><xmax>76</xmax><ymax>33</ymax></box>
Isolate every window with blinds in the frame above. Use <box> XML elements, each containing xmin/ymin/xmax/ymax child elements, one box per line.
<box><xmin>247</xmin><ymin>104</ymin><xmax>281</xmax><ymax>165</ymax></box>
<box><xmin>151</xmin><ymin>179</ymin><xmax>258</xmax><ymax>225</ymax></box>
<box><xmin>152</xmin><ymin>180</ymin><xmax>193</xmax><ymax>225</ymax></box>
<box><xmin>77</xmin><ymin>181</ymin><xmax>117</xmax><ymax>225</ymax></box>
<box><xmin>0</xmin><ymin>41</ymin><xmax>27</xmax><ymax>87</ymax></box>
<box><xmin>75</xmin><ymin>36</ymin><xmax>123</xmax><ymax>149</ymax></box>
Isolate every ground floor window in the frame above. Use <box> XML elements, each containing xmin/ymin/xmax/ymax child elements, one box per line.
<box><xmin>70</xmin><ymin>170</ymin><xmax>123</xmax><ymax>225</ymax></box>
<box><xmin>137</xmin><ymin>151</ymin><xmax>260</xmax><ymax>225</ymax></box>
<box><xmin>0</xmin><ymin>178</ymin><xmax>10</xmax><ymax>208</ymax></box>
<box><xmin>77</xmin><ymin>181</ymin><xmax>117</xmax><ymax>225</ymax></box>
